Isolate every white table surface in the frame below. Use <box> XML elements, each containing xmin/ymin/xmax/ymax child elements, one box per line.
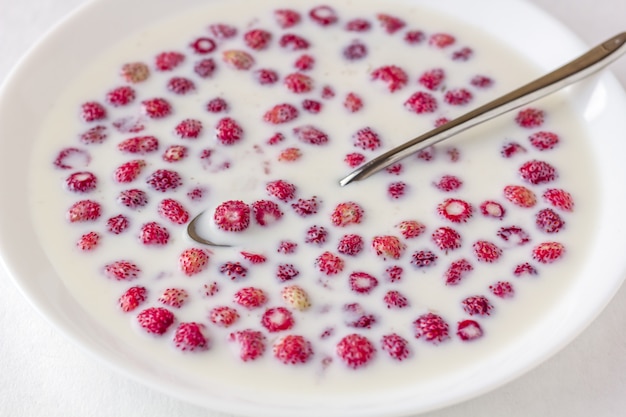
<box><xmin>2</xmin><ymin>1</ymin><xmax>626</xmax><ymax>416</ymax></box>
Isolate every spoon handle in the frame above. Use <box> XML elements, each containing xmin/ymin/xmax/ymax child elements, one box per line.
<box><xmin>339</xmin><ymin>32</ymin><xmax>626</xmax><ymax>186</ymax></box>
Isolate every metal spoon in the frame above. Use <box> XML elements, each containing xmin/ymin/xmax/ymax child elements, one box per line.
<box><xmin>188</xmin><ymin>32</ymin><xmax>626</xmax><ymax>247</ymax></box>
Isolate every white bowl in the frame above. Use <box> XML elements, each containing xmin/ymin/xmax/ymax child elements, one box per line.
<box><xmin>1</xmin><ymin>0</ymin><xmax>626</xmax><ymax>416</ymax></box>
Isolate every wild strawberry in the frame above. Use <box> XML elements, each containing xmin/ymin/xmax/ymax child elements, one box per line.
<box><xmin>141</xmin><ymin>97</ymin><xmax>172</xmax><ymax>118</ymax></box>
<box><xmin>501</xmin><ymin>141</ymin><xmax>527</xmax><ymax>158</ymax></box>
<box><xmin>489</xmin><ymin>281</ymin><xmax>515</xmax><ymax>298</ymax></box>
<box><xmin>352</xmin><ymin>127</ymin><xmax>381</xmax><ymax>151</ymax></box>
<box><xmin>65</xmin><ymin>172</ymin><xmax>97</xmax><ymax>193</ymax></box>
<box><xmin>497</xmin><ymin>226</ymin><xmax>531</xmax><ymax>246</ymax></box>
<box><xmin>206</xmin><ymin>97</ymin><xmax>228</xmax><ymax>113</ymax></box>
<box><xmin>444</xmin><ymin>258</ymin><xmax>473</xmax><ymax>285</ymax></box>
<box><xmin>254</xmin><ymin>68</ymin><xmax>279</xmax><ymax>85</ymax></box>
<box><xmin>67</xmin><ymin>199</ymin><xmax>101</xmax><ymax>222</ymax></box>
<box><xmin>543</xmin><ymin>188</ymin><xmax>574</xmax><ymax>212</ymax></box>
<box><xmin>431</xmin><ymin>226</ymin><xmax>461</xmax><ymax>252</ymax></box>
<box><xmin>146</xmin><ymin>169</ymin><xmax>182</xmax><ymax>192</ymax></box>
<box><xmin>302</xmin><ymin>99</ymin><xmax>322</xmax><ymax>113</ymax></box>
<box><xmin>331</xmin><ymin>202</ymin><xmax>364</xmax><ymax>227</ymax></box>
<box><xmin>243</xmin><ymin>29</ymin><xmax>272</xmax><ymax>50</ymax></box>
<box><xmin>281</xmin><ymin>285</ymin><xmax>310</xmax><ymax>311</ymax></box>
<box><xmin>275</xmin><ymin>264</ymin><xmax>299</xmax><ymax>282</ymax></box>
<box><xmin>519</xmin><ymin>160</ymin><xmax>557</xmax><ymax>185</ymax></box>
<box><xmin>404</xmin><ymin>30</ymin><xmax>426</xmax><ymax>44</ymax></box>
<box><xmin>120</xmin><ymin>62</ymin><xmax>150</xmax><ymax>83</ymax></box>
<box><xmin>189</xmin><ymin>37</ymin><xmax>216</xmax><ymax>54</ymax></box>
<box><xmin>529</xmin><ymin>131</ymin><xmax>559</xmax><ymax>150</ymax></box>
<box><xmin>118</xmin><ymin>136</ymin><xmax>159</xmax><ymax>154</ymax></box>
<box><xmin>155</xmin><ymin>51</ymin><xmax>185</xmax><ymax>71</ymax></box>
<box><xmin>104</xmin><ymin>215</ymin><xmax>128</xmax><ymax>236</ymax></box>
<box><xmin>215</xmin><ymin>117</ymin><xmax>244</xmax><ymax>145</ymax></box>
<box><xmin>187</xmin><ymin>187</ymin><xmax>206</xmax><ymax>201</ymax></box>
<box><xmin>174</xmin><ymin>119</ymin><xmax>203</xmax><ymax>139</ymax></box>
<box><xmin>54</xmin><ymin>147</ymin><xmax>90</xmax><ymax>169</ymax></box>
<box><xmin>80</xmin><ymin>101</ymin><xmax>106</xmax><ymax>122</ymax></box>
<box><xmin>383</xmin><ymin>290</ymin><xmax>409</xmax><ymax>309</ymax></box>
<box><xmin>348</xmin><ymin>272</ymin><xmax>378</xmax><ymax>294</ymax></box>
<box><xmin>104</xmin><ymin>260</ymin><xmax>140</xmax><ymax>281</ymax></box>
<box><xmin>381</xmin><ymin>333</ymin><xmax>410</xmax><ymax>361</ymax></box>
<box><xmin>291</xmin><ymin>196</ymin><xmax>320</xmax><ymax>216</ymax></box>
<box><xmin>515</xmin><ymin>107</ymin><xmax>545</xmax><ymax>128</ymax></box>
<box><xmin>209</xmin><ymin>306</ymin><xmax>239</xmax><ymax>328</ymax></box>
<box><xmin>279</xmin><ymin>33</ymin><xmax>310</xmax><ymax>50</ymax></box>
<box><xmin>274</xmin><ymin>335</ymin><xmax>313</xmax><ymax>364</ymax></box>
<box><xmin>213</xmin><ymin>200</ymin><xmax>250</xmax><ymax>232</ymax></box>
<box><xmin>385</xmin><ymin>265</ymin><xmax>403</xmax><ymax>282</ymax></box>
<box><xmin>345</xmin><ymin>305</ymin><xmax>376</xmax><ymax>329</ymax></box>
<box><xmin>229</xmin><ymin>329</ymin><xmax>266</xmax><ymax>361</ymax></box>
<box><xmin>278</xmin><ymin>147</ymin><xmax>302</xmax><ymax>162</ymax></box>
<box><xmin>452</xmin><ymin>47</ymin><xmax>473</xmax><ymax>61</ymax></box>
<box><xmin>504</xmin><ymin>185</ymin><xmax>536</xmax><ymax>208</ymax></box>
<box><xmin>294</xmin><ymin>54</ymin><xmax>315</xmax><ymax>71</ymax></box>
<box><xmin>167</xmin><ymin>77</ymin><xmax>196</xmax><ymax>95</ymax></box>
<box><xmin>76</xmin><ymin>231</ymin><xmax>100</xmax><ymax>251</ymax></box>
<box><xmin>376</xmin><ymin>13</ymin><xmax>405</xmax><ymax>34</ymax></box>
<box><xmin>395</xmin><ymin>220</ymin><xmax>425</xmax><ymax>239</ymax></box>
<box><xmin>200</xmin><ymin>282</ymin><xmax>219</xmax><ymax>297</ymax></box>
<box><xmin>480</xmin><ymin>200</ymin><xmax>506</xmax><ymax>219</ymax></box>
<box><xmin>321</xmin><ymin>85</ymin><xmax>335</xmax><ymax>99</ymax></box>
<box><xmin>433</xmin><ymin>175</ymin><xmax>462</xmax><ymax>192</ymax></box>
<box><xmin>249</xmin><ymin>199</ymin><xmax>282</xmax><ymax>226</ymax></box>
<box><xmin>343</xmin><ymin>41</ymin><xmax>368</xmax><ymax>60</ymax></box>
<box><xmin>117</xmin><ymin>189</ymin><xmax>148</xmax><ymax>208</ymax></box>
<box><xmin>113</xmin><ymin>159</ymin><xmax>145</xmax><ymax>183</ymax></box>
<box><xmin>418</xmin><ymin>68</ymin><xmax>445</xmax><ymax>90</ymax></box>
<box><xmin>345</xmin><ymin>18</ymin><xmax>371</xmax><ymax>31</ymax></box>
<box><xmin>371</xmin><ymin>235</ymin><xmax>406</xmax><ymax>259</ymax></box>
<box><xmin>208</xmin><ymin>23</ymin><xmax>237</xmax><ymax>39</ymax></box>
<box><xmin>437</xmin><ymin>198</ymin><xmax>473</xmax><ymax>223</ymax></box>
<box><xmin>234</xmin><ymin>287</ymin><xmax>268</xmax><ymax>309</ymax></box>
<box><xmin>162</xmin><ymin>145</ymin><xmax>188</xmax><ymax>163</ymax></box>
<box><xmin>385</xmin><ymin>163</ymin><xmax>403</xmax><ymax>175</ymax></box>
<box><xmin>118</xmin><ymin>286</ymin><xmax>147</xmax><ymax>312</ymax></box>
<box><xmin>404</xmin><ymin>91</ymin><xmax>438</xmax><ymax>113</ymax></box>
<box><xmin>277</xmin><ymin>240</ymin><xmax>298</xmax><ymax>254</ymax></box>
<box><xmin>473</xmin><ymin>240</ymin><xmax>502</xmax><ymax>263</ymax></box>
<box><xmin>158</xmin><ymin>288</ymin><xmax>188</xmax><ymax>308</ymax></box>
<box><xmin>293</xmin><ymin>125</ymin><xmax>328</xmax><ymax>145</ymax></box>
<box><xmin>194</xmin><ymin>58</ymin><xmax>217</xmax><ymax>78</ymax></box>
<box><xmin>219</xmin><ymin>261</ymin><xmax>248</xmax><ymax>280</ymax></box>
<box><xmin>79</xmin><ymin>125</ymin><xmax>107</xmax><ymax>144</ymax></box>
<box><xmin>240</xmin><ymin>251</ymin><xmax>267</xmax><ymax>264</ymax></box>
<box><xmin>471</xmin><ymin>75</ymin><xmax>494</xmax><ymax>88</ymax></box>
<box><xmin>411</xmin><ymin>250</ymin><xmax>438</xmax><ymax>268</ymax></box>
<box><xmin>113</xmin><ymin>119</ymin><xmax>143</xmax><ymax>135</ymax></box>
<box><xmin>305</xmin><ymin>225</ymin><xmax>328</xmax><ymax>245</ymax></box>
<box><xmin>462</xmin><ymin>295</ymin><xmax>493</xmax><ymax>316</ymax></box>
<box><xmin>536</xmin><ymin>208</ymin><xmax>565</xmax><ymax>233</ymax></box>
<box><xmin>457</xmin><ymin>320</ymin><xmax>483</xmax><ymax>341</ymax></box>
<box><xmin>266</xmin><ymin>179</ymin><xmax>296</xmax><ymax>201</ymax></box>
<box><xmin>274</xmin><ymin>9</ymin><xmax>301</xmax><ymax>28</ymax></box>
<box><xmin>179</xmin><ymin>248</ymin><xmax>209</xmax><ymax>276</ymax></box>
<box><xmin>309</xmin><ymin>5</ymin><xmax>338</xmax><ymax>26</ymax></box>
<box><xmin>336</xmin><ymin>334</ymin><xmax>375</xmax><ymax>369</ymax></box>
<box><xmin>222</xmin><ymin>50</ymin><xmax>255</xmax><ymax>70</ymax></box>
<box><xmin>139</xmin><ymin>222</ymin><xmax>170</xmax><ymax>246</ymax></box>
<box><xmin>173</xmin><ymin>322</ymin><xmax>208</xmax><ymax>351</ymax></box>
<box><xmin>388</xmin><ymin>181</ymin><xmax>407</xmax><ymax>199</ymax></box>
<box><xmin>417</xmin><ymin>146</ymin><xmax>436</xmax><ymax>161</ymax></box>
<box><xmin>429</xmin><ymin>33</ymin><xmax>456</xmax><ymax>48</ymax></box>
<box><xmin>344</xmin><ymin>152</ymin><xmax>366</xmax><ymax>168</ymax></box>
<box><xmin>106</xmin><ymin>86</ymin><xmax>135</xmax><ymax>106</ymax></box>
<box><xmin>261</xmin><ymin>307</ymin><xmax>295</xmax><ymax>332</ymax></box>
<box><xmin>337</xmin><ymin>234</ymin><xmax>364</xmax><ymax>256</ymax></box>
<box><xmin>137</xmin><ymin>307</ymin><xmax>174</xmax><ymax>335</ymax></box>
<box><xmin>343</xmin><ymin>92</ymin><xmax>364</xmax><ymax>113</ymax></box>
<box><xmin>413</xmin><ymin>312</ymin><xmax>450</xmax><ymax>343</ymax></box>
<box><xmin>316</xmin><ymin>251</ymin><xmax>344</xmax><ymax>275</ymax></box>
<box><xmin>371</xmin><ymin>65</ymin><xmax>408</xmax><ymax>92</ymax></box>
<box><xmin>444</xmin><ymin>88</ymin><xmax>473</xmax><ymax>105</ymax></box>
<box><xmin>532</xmin><ymin>241</ymin><xmax>565</xmax><ymax>263</ymax></box>
<box><xmin>263</xmin><ymin>103</ymin><xmax>299</xmax><ymax>124</ymax></box>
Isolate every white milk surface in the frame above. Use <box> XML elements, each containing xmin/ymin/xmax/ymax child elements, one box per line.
<box><xmin>28</xmin><ymin>0</ymin><xmax>598</xmax><ymax>406</ymax></box>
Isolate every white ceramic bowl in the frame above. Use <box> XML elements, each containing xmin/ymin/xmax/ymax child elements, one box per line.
<box><xmin>2</xmin><ymin>0</ymin><xmax>626</xmax><ymax>416</ymax></box>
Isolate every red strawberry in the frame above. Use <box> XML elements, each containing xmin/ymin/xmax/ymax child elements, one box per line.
<box><xmin>80</xmin><ymin>101</ymin><xmax>106</xmax><ymax>122</ymax></box>
<box><xmin>479</xmin><ymin>200</ymin><xmax>506</xmax><ymax>219</ymax></box>
<box><xmin>352</xmin><ymin>127</ymin><xmax>381</xmax><ymax>151</ymax></box>
<box><xmin>120</xmin><ymin>62</ymin><xmax>150</xmax><ymax>83</ymax></box>
<box><xmin>65</xmin><ymin>172</ymin><xmax>97</xmax><ymax>193</ymax></box>
<box><xmin>371</xmin><ymin>65</ymin><xmax>408</xmax><ymax>92</ymax></box>
<box><xmin>155</xmin><ymin>51</ymin><xmax>185</xmax><ymax>71</ymax></box>
<box><xmin>504</xmin><ymin>185</ymin><xmax>536</xmax><ymax>208</ymax></box>
<box><xmin>371</xmin><ymin>235</ymin><xmax>406</xmax><ymax>259</ymax></box>
<box><xmin>213</xmin><ymin>200</ymin><xmax>250</xmax><ymax>232</ymax></box>
<box><xmin>437</xmin><ymin>198</ymin><xmax>473</xmax><ymax>223</ymax></box>
<box><xmin>331</xmin><ymin>202</ymin><xmax>364</xmax><ymax>227</ymax></box>
<box><xmin>337</xmin><ymin>234</ymin><xmax>364</xmax><ymax>256</ymax></box>
<box><xmin>343</xmin><ymin>92</ymin><xmax>364</xmax><ymax>112</ymax></box>
<box><xmin>376</xmin><ymin>13</ymin><xmax>405</xmax><ymax>34</ymax></box>
<box><xmin>321</xmin><ymin>85</ymin><xmax>335</xmax><ymax>99</ymax></box>
<box><xmin>114</xmin><ymin>159</ymin><xmax>145</xmax><ymax>183</ymax></box>
<box><xmin>279</xmin><ymin>33</ymin><xmax>310</xmax><ymax>50</ymax></box>
<box><xmin>179</xmin><ymin>248</ymin><xmax>210</xmax><ymax>276</ymax></box>
<box><xmin>529</xmin><ymin>131</ymin><xmax>559</xmax><ymax>150</ymax></box>
<box><xmin>174</xmin><ymin>119</ymin><xmax>203</xmax><ymax>139</ymax></box>
<box><xmin>141</xmin><ymin>97</ymin><xmax>172</xmax><ymax>119</ymax></box>
<box><xmin>471</xmin><ymin>75</ymin><xmax>494</xmax><ymax>88</ymax></box>
<box><xmin>349</xmin><ymin>271</ymin><xmax>378</xmax><ymax>294</ymax></box>
<box><xmin>194</xmin><ymin>58</ymin><xmax>217</xmax><ymax>78</ymax></box>
<box><xmin>316</xmin><ymin>251</ymin><xmax>345</xmax><ymax>275</ymax></box>
<box><xmin>240</xmin><ymin>251</ymin><xmax>267</xmax><ymax>264</ymax></box>
<box><xmin>404</xmin><ymin>91</ymin><xmax>437</xmax><ymax>113</ymax></box>
<box><xmin>497</xmin><ymin>226</ymin><xmax>531</xmax><ymax>246</ymax></box>
<box><xmin>543</xmin><ymin>188</ymin><xmax>574</xmax><ymax>212</ymax></box>
<box><xmin>404</xmin><ymin>30</ymin><xmax>426</xmax><ymax>44</ymax></box>
<box><xmin>173</xmin><ymin>322</ymin><xmax>208</xmax><ymax>351</ymax></box>
<box><xmin>309</xmin><ymin>5</ymin><xmax>338</xmax><ymax>26</ymax></box>
<box><xmin>162</xmin><ymin>145</ymin><xmax>188</xmax><ymax>163</ymax></box>
<box><xmin>273</xmin><ymin>335</ymin><xmax>314</xmax><ymax>364</ymax></box>
<box><xmin>222</xmin><ymin>50</ymin><xmax>255</xmax><ymax>70</ymax></box>
<box><xmin>385</xmin><ymin>163</ymin><xmax>403</xmax><ymax>175</ymax></box>
<box><xmin>117</xmin><ymin>136</ymin><xmax>159</xmax><ymax>154</ymax></box>
<box><xmin>106</xmin><ymin>86</ymin><xmax>135</xmax><ymax>106</ymax></box>
<box><xmin>76</xmin><ymin>231</ymin><xmax>100</xmax><ymax>251</ymax></box>
<box><xmin>67</xmin><ymin>200</ymin><xmax>101</xmax><ymax>222</ymax></box>
<box><xmin>250</xmin><ymin>199</ymin><xmax>282</xmax><ymax>226</ymax></box>
<box><xmin>187</xmin><ymin>187</ymin><xmax>206</xmax><ymax>201</ymax></box>
<box><xmin>206</xmin><ymin>97</ymin><xmax>228</xmax><ymax>113</ymax></box>
<box><xmin>515</xmin><ymin>107</ymin><xmax>545</xmax><ymax>128</ymax></box>
<box><xmin>413</xmin><ymin>312</ymin><xmax>450</xmax><ymax>343</ymax></box>
<box><xmin>433</xmin><ymin>174</ymin><xmax>462</xmax><ymax>192</ymax></box>
<box><xmin>473</xmin><ymin>240</ymin><xmax>502</xmax><ymax>263</ymax></box>
<box><xmin>167</xmin><ymin>77</ymin><xmax>196</xmax><ymax>95</ymax></box>
<box><xmin>532</xmin><ymin>241</ymin><xmax>565</xmax><ymax>263</ymax></box>
<box><xmin>209</xmin><ymin>306</ymin><xmax>239</xmax><ymax>328</ymax></box>
<box><xmin>443</xmin><ymin>258</ymin><xmax>473</xmax><ymax>285</ymax></box>
<box><xmin>244</xmin><ymin>29</ymin><xmax>272</xmax><ymax>50</ymax></box>
<box><xmin>444</xmin><ymin>88</ymin><xmax>473</xmax><ymax>105</ymax></box>
<box><xmin>158</xmin><ymin>288</ymin><xmax>188</xmax><ymax>308</ymax></box>
<box><xmin>234</xmin><ymin>287</ymin><xmax>268</xmax><ymax>309</ymax></box>
<box><xmin>302</xmin><ymin>99</ymin><xmax>322</xmax><ymax>113</ymax></box>
<box><xmin>229</xmin><ymin>329</ymin><xmax>266</xmax><ymax>361</ymax></box>
<box><xmin>519</xmin><ymin>159</ymin><xmax>557</xmax><ymax>185</ymax></box>
<box><xmin>489</xmin><ymin>281</ymin><xmax>515</xmax><ymax>298</ymax></box>
<box><xmin>345</xmin><ymin>19</ymin><xmax>371</xmax><ymax>32</ymax></box>
<box><xmin>139</xmin><ymin>222</ymin><xmax>170</xmax><ymax>245</ymax></box>
<box><xmin>381</xmin><ymin>333</ymin><xmax>410</xmax><ymax>361</ymax></box>
<box><xmin>104</xmin><ymin>260</ymin><xmax>140</xmax><ymax>281</ymax></box>
<box><xmin>189</xmin><ymin>37</ymin><xmax>216</xmax><ymax>54</ymax></box>
<box><xmin>219</xmin><ymin>261</ymin><xmax>248</xmax><ymax>280</ymax></box>
<box><xmin>53</xmin><ymin>147</ymin><xmax>90</xmax><ymax>169</ymax></box>
<box><xmin>293</xmin><ymin>125</ymin><xmax>328</xmax><ymax>145</ymax></box>
<box><xmin>410</xmin><ymin>250</ymin><xmax>438</xmax><ymax>268</ymax></box>
<box><xmin>536</xmin><ymin>208</ymin><xmax>565</xmax><ymax>233</ymax></box>
<box><xmin>106</xmin><ymin>214</ymin><xmax>129</xmax><ymax>235</ymax></box>
<box><xmin>79</xmin><ymin>125</ymin><xmax>107</xmax><ymax>144</ymax></box>
<box><xmin>387</xmin><ymin>181</ymin><xmax>407</xmax><ymax>199</ymax></box>
<box><xmin>277</xmin><ymin>240</ymin><xmax>298</xmax><ymax>254</ymax></box>
<box><xmin>514</xmin><ymin>262</ymin><xmax>538</xmax><ymax>277</ymax></box>
<box><xmin>274</xmin><ymin>9</ymin><xmax>301</xmax><ymax>28</ymax></box>
<box><xmin>137</xmin><ymin>307</ymin><xmax>174</xmax><ymax>335</ymax></box>
<box><xmin>501</xmin><ymin>141</ymin><xmax>527</xmax><ymax>158</ymax></box>
<box><xmin>118</xmin><ymin>286</ymin><xmax>147</xmax><ymax>312</ymax></box>
<box><xmin>117</xmin><ymin>189</ymin><xmax>148</xmax><ymax>208</ymax></box>
<box><xmin>344</xmin><ymin>152</ymin><xmax>366</xmax><ymax>168</ymax></box>
<box><xmin>418</xmin><ymin>68</ymin><xmax>445</xmax><ymax>90</ymax></box>
<box><xmin>263</xmin><ymin>103</ymin><xmax>299</xmax><ymax>124</ymax></box>
<box><xmin>266</xmin><ymin>179</ymin><xmax>296</xmax><ymax>201</ymax></box>
<box><xmin>383</xmin><ymin>290</ymin><xmax>409</xmax><ymax>309</ymax></box>
<box><xmin>294</xmin><ymin>53</ymin><xmax>315</xmax><ymax>71</ymax></box>
<box><xmin>276</xmin><ymin>264</ymin><xmax>299</xmax><ymax>282</ymax></box>
<box><xmin>208</xmin><ymin>23</ymin><xmax>237</xmax><ymax>39</ymax></box>
<box><xmin>429</xmin><ymin>33</ymin><xmax>456</xmax><ymax>48</ymax></box>
<box><xmin>462</xmin><ymin>295</ymin><xmax>493</xmax><ymax>316</ymax></box>
<box><xmin>385</xmin><ymin>265</ymin><xmax>404</xmax><ymax>282</ymax></box>
<box><xmin>215</xmin><ymin>117</ymin><xmax>244</xmax><ymax>145</ymax></box>
<box><xmin>343</xmin><ymin>41</ymin><xmax>368</xmax><ymax>60</ymax></box>
<box><xmin>261</xmin><ymin>307</ymin><xmax>295</xmax><ymax>332</ymax></box>
<box><xmin>254</xmin><ymin>68</ymin><xmax>279</xmax><ymax>85</ymax></box>
<box><xmin>305</xmin><ymin>225</ymin><xmax>328</xmax><ymax>245</ymax></box>
<box><xmin>336</xmin><ymin>334</ymin><xmax>375</xmax><ymax>369</ymax></box>
<box><xmin>146</xmin><ymin>169</ymin><xmax>182</xmax><ymax>192</ymax></box>
<box><xmin>457</xmin><ymin>320</ymin><xmax>483</xmax><ymax>341</ymax></box>
<box><xmin>452</xmin><ymin>47</ymin><xmax>473</xmax><ymax>61</ymax></box>
<box><xmin>431</xmin><ymin>226</ymin><xmax>462</xmax><ymax>252</ymax></box>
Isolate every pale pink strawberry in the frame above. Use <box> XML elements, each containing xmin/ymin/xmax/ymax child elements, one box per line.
<box><xmin>276</xmin><ymin>264</ymin><xmax>300</xmax><ymax>282</ymax></box>
<box><xmin>279</xmin><ymin>147</ymin><xmax>302</xmax><ymax>162</ymax></box>
<box><xmin>67</xmin><ymin>200</ymin><xmax>101</xmax><ymax>222</ymax></box>
<box><xmin>376</xmin><ymin>13</ymin><xmax>405</xmax><ymax>34</ymax></box>
<box><xmin>117</xmin><ymin>189</ymin><xmax>148</xmax><ymax>208</ymax></box>
<box><xmin>215</xmin><ymin>117</ymin><xmax>244</xmax><ymax>145</ymax></box>
<box><xmin>381</xmin><ymin>333</ymin><xmax>410</xmax><ymax>360</ymax></box>
<box><xmin>137</xmin><ymin>307</ymin><xmax>174</xmax><ymax>335</ymax></box>
<box><xmin>80</xmin><ymin>101</ymin><xmax>107</xmax><ymax>122</ymax></box>
<box><xmin>519</xmin><ymin>159</ymin><xmax>558</xmax><ymax>185</ymax></box>
<box><xmin>515</xmin><ymin>107</ymin><xmax>545</xmax><ymax>128</ymax></box>
<box><xmin>336</xmin><ymin>334</ymin><xmax>375</xmax><ymax>369</ymax></box>
<box><xmin>337</xmin><ymin>234</ymin><xmax>364</xmax><ymax>256</ymax></box>
<box><xmin>104</xmin><ymin>260</ymin><xmax>140</xmax><ymax>281</ymax></box>
<box><xmin>76</xmin><ymin>231</ymin><xmax>100</xmax><ymax>251</ymax></box>
<box><xmin>251</xmin><ymin>199</ymin><xmax>283</xmax><ymax>226</ymax></box>
<box><xmin>343</xmin><ymin>92</ymin><xmax>364</xmax><ymax>112</ymax></box>
<box><xmin>189</xmin><ymin>37</ymin><xmax>216</xmax><ymax>54</ymax></box>
<box><xmin>396</xmin><ymin>220</ymin><xmax>425</xmax><ymax>239</ymax></box>
<box><xmin>433</xmin><ymin>175</ymin><xmax>463</xmax><ymax>192</ymax></box>
<box><xmin>106</xmin><ymin>85</ymin><xmax>136</xmax><ymax>106</ymax></box>
<box><xmin>504</xmin><ymin>185</ymin><xmax>536</xmax><ymax>208</ymax></box>
<box><xmin>219</xmin><ymin>261</ymin><xmax>248</xmax><ymax>280</ymax></box>
<box><xmin>473</xmin><ymin>240</ymin><xmax>502</xmax><ymax>263</ymax></box>
<box><xmin>532</xmin><ymin>241</ymin><xmax>565</xmax><ymax>263</ymax></box>
<box><xmin>431</xmin><ymin>226</ymin><xmax>462</xmax><ymax>252</ymax></box>
<box><xmin>413</xmin><ymin>312</ymin><xmax>450</xmax><ymax>343</ymax></box>
<box><xmin>174</xmin><ymin>119</ymin><xmax>203</xmax><ymax>139</ymax></box>
<box><xmin>213</xmin><ymin>200</ymin><xmax>250</xmax><ymax>232</ymax></box>
<box><xmin>229</xmin><ymin>329</ymin><xmax>266</xmax><ymax>361</ymax></box>
<box><xmin>353</xmin><ymin>127</ymin><xmax>381</xmax><ymax>151</ymax></box>
<box><xmin>457</xmin><ymin>320</ymin><xmax>483</xmax><ymax>341</ymax></box>
<box><xmin>266</xmin><ymin>179</ymin><xmax>296</xmax><ymax>201</ymax></box>
<box><xmin>349</xmin><ymin>272</ymin><xmax>379</xmax><ymax>294</ymax></box>
<box><xmin>79</xmin><ymin>125</ymin><xmax>107</xmax><ymax>144</ymax></box>
<box><xmin>489</xmin><ymin>281</ymin><xmax>515</xmax><ymax>298</ymax></box>
<box><xmin>404</xmin><ymin>30</ymin><xmax>426</xmax><ymax>44</ymax></box>
<box><xmin>118</xmin><ymin>286</ymin><xmax>147</xmax><ymax>312</ymax></box>
<box><xmin>120</xmin><ymin>62</ymin><xmax>150</xmax><ymax>83</ymax></box>
<box><xmin>179</xmin><ymin>248</ymin><xmax>209</xmax><ymax>276</ymax></box>
<box><xmin>429</xmin><ymin>33</ymin><xmax>455</xmax><ymax>48</ymax></box>
<box><xmin>281</xmin><ymin>285</ymin><xmax>311</xmax><ymax>311</ymax></box>
<box><xmin>65</xmin><ymin>172</ymin><xmax>97</xmax><ymax>193</ymax></box>
<box><xmin>543</xmin><ymin>188</ymin><xmax>574</xmax><ymax>212</ymax></box>
<box><xmin>529</xmin><ymin>131</ymin><xmax>559</xmax><ymax>150</ymax></box>
<box><xmin>154</xmin><ymin>51</ymin><xmax>185</xmax><ymax>71</ymax></box>
<box><xmin>141</xmin><ymin>97</ymin><xmax>172</xmax><ymax>118</ymax></box>
<box><xmin>209</xmin><ymin>306</ymin><xmax>239</xmax><ymax>328</ymax></box>
<box><xmin>233</xmin><ymin>287</ymin><xmax>268</xmax><ymax>309</ymax></box>
<box><xmin>273</xmin><ymin>335</ymin><xmax>314</xmax><ymax>364</ymax></box>
<box><xmin>222</xmin><ymin>50</ymin><xmax>254</xmax><ymax>70</ymax></box>
<box><xmin>274</xmin><ymin>9</ymin><xmax>301</xmax><ymax>28</ymax></box>
<box><xmin>291</xmin><ymin>196</ymin><xmax>320</xmax><ymax>217</ymax></box>
<box><xmin>404</xmin><ymin>91</ymin><xmax>437</xmax><ymax>113</ymax></box>
<box><xmin>411</xmin><ymin>250</ymin><xmax>438</xmax><ymax>268</ymax></box>
<box><xmin>194</xmin><ymin>58</ymin><xmax>217</xmax><ymax>78</ymax></box>
<box><xmin>444</xmin><ymin>258</ymin><xmax>473</xmax><ymax>285</ymax></box>
<box><xmin>208</xmin><ymin>23</ymin><xmax>237</xmax><ymax>39</ymax></box>
<box><xmin>371</xmin><ymin>235</ymin><xmax>406</xmax><ymax>259</ymax></box>
<box><xmin>536</xmin><ymin>208</ymin><xmax>565</xmax><ymax>233</ymax></box>
<box><xmin>462</xmin><ymin>295</ymin><xmax>493</xmax><ymax>316</ymax></box>
<box><xmin>480</xmin><ymin>200</ymin><xmax>506</xmax><ymax>219</ymax></box>
<box><xmin>106</xmin><ymin>214</ymin><xmax>129</xmax><ymax>234</ymax></box>
<box><xmin>437</xmin><ymin>198</ymin><xmax>473</xmax><ymax>223</ymax></box>
<box><xmin>305</xmin><ymin>225</ymin><xmax>328</xmax><ymax>245</ymax></box>
<box><xmin>383</xmin><ymin>290</ymin><xmax>409</xmax><ymax>309</ymax></box>
<box><xmin>53</xmin><ymin>147</ymin><xmax>90</xmax><ymax>170</ymax></box>
<box><xmin>293</xmin><ymin>125</ymin><xmax>328</xmax><ymax>145</ymax></box>
<box><xmin>118</xmin><ymin>136</ymin><xmax>159</xmax><ymax>154</ymax></box>
<box><xmin>263</xmin><ymin>103</ymin><xmax>299</xmax><ymax>124</ymax></box>
<box><xmin>331</xmin><ymin>202</ymin><xmax>364</xmax><ymax>226</ymax></box>
<box><xmin>173</xmin><ymin>322</ymin><xmax>208</xmax><ymax>351</ymax></box>
<box><xmin>315</xmin><ymin>251</ymin><xmax>345</xmax><ymax>275</ymax></box>
<box><xmin>418</xmin><ymin>68</ymin><xmax>445</xmax><ymax>90</ymax></box>
<box><xmin>261</xmin><ymin>307</ymin><xmax>295</xmax><ymax>332</ymax></box>
<box><xmin>158</xmin><ymin>288</ymin><xmax>188</xmax><ymax>308</ymax></box>
<box><xmin>162</xmin><ymin>145</ymin><xmax>188</xmax><ymax>163</ymax></box>
<box><xmin>243</xmin><ymin>29</ymin><xmax>272</xmax><ymax>50</ymax></box>
<box><xmin>277</xmin><ymin>240</ymin><xmax>298</xmax><ymax>254</ymax></box>
<box><xmin>344</xmin><ymin>152</ymin><xmax>366</xmax><ymax>168</ymax></box>
<box><xmin>114</xmin><ymin>159</ymin><xmax>145</xmax><ymax>183</ymax></box>
<box><xmin>371</xmin><ymin>65</ymin><xmax>408</xmax><ymax>92</ymax></box>
<box><xmin>345</xmin><ymin>18</ymin><xmax>371</xmax><ymax>32</ymax></box>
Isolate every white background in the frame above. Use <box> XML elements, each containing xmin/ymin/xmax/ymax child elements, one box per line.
<box><xmin>1</xmin><ymin>1</ymin><xmax>626</xmax><ymax>416</ymax></box>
